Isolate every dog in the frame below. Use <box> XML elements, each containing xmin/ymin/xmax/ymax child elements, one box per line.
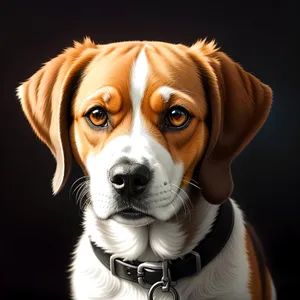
<box><xmin>18</xmin><ymin>37</ymin><xmax>276</xmax><ymax>300</ymax></box>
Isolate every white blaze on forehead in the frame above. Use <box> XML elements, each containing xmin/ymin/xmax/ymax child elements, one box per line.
<box><xmin>130</xmin><ymin>47</ymin><xmax>149</xmax><ymax>135</ymax></box>
<box><xmin>130</xmin><ymin>48</ymin><xmax>149</xmax><ymax>112</ymax></box>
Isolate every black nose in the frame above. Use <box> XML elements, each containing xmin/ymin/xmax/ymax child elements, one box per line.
<box><xmin>109</xmin><ymin>163</ymin><xmax>151</xmax><ymax>198</ymax></box>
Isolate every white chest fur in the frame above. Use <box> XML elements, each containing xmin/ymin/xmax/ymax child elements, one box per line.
<box><xmin>70</xmin><ymin>199</ymin><xmax>254</xmax><ymax>300</ymax></box>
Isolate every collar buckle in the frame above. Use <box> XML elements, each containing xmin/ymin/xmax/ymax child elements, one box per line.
<box><xmin>137</xmin><ymin>261</ymin><xmax>167</xmax><ymax>288</ymax></box>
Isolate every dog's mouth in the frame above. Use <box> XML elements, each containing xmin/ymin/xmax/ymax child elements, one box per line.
<box><xmin>116</xmin><ymin>208</ymin><xmax>150</xmax><ymax>220</ymax></box>
<box><xmin>111</xmin><ymin>207</ymin><xmax>155</xmax><ymax>227</ymax></box>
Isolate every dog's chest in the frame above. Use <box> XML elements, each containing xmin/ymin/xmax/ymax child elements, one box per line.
<box><xmin>70</xmin><ymin>201</ymin><xmax>253</xmax><ymax>300</ymax></box>
<box><xmin>71</xmin><ymin>237</ymin><xmax>177</xmax><ymax>299</ymax></box>
<box><xmin>71</xmin><ymin>225</ymin><xmax>251</xmax><ymax>300</ymax></box>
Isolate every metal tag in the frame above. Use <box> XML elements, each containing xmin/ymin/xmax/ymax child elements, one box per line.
<box><xmin>148</xmin><ymin>281</ymin><xmax>179</xmax><ymax>300</ymax></box>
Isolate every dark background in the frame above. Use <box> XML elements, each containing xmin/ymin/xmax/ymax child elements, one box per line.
<box><xmin>1</xmin><ymin>0</ymin><xmax>299</xmax><ymax>299</ymax></box>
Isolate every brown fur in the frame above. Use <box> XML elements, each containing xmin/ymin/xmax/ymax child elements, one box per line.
<box><xmin>18</xmin><ymin>38</ymin><xmax>99</xmax><ymax>193</ymax></box>
<box><xmin>245</xmin><ymin>230</ymin><xmax>272</xmax><ymax>300</ymax></box>
<box><xmin>188</xmin><ymin>44</ymin><xmax>273</xmax><ymax>204</ymax></box>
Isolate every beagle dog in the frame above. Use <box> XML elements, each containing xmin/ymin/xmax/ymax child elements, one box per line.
<box><xmin>18</xmin><ymin>38</ymin><xmax>276</xmax><ymax>300</ymax></box>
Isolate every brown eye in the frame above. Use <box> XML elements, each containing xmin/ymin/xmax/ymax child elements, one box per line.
<box><xmin>166</xmin><ymin>106</ymin><xmax>190</xmax><ymax>129</ymax></box>
<box><xmin>85</xmin><ymin>107</ymin><xmax>108</xmax><ymax>128</ymax></box>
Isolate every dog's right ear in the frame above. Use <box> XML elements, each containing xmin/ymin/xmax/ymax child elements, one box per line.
<box><xmin>17</xmin><ymin>37</ymin><xmax>99</xmax><ymax>195</ymax></box>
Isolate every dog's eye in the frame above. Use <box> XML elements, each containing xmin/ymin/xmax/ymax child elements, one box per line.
<box><xmin>165</xmin><ymin>106</ymin><xmax>191</xmax><ymax>129</ymax></box>
<box><xmin>85</xmin><ymin>107</ymin><xmax>108</xmax><ymax>128</ymax></box>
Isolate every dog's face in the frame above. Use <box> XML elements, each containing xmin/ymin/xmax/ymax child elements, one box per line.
<box><xmin>70</xmin><ymin>43</ymin><xmax>208</xmax><ymax>225</ymax></box>
<box><xmin>18</xmin><ymin>38</ymin><xmax>272</xmax><ymax>227</ymax></box>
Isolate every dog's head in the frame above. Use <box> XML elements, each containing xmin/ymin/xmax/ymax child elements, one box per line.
<box><xmin>18</xmin><ymin>38</ymin><xmax>272</xmax><ymax>226</ymax></box>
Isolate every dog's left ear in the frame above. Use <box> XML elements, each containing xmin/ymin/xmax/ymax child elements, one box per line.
<box><xmin>17</xmin><ymin>37</ymin><xmax>99</xmax><ymax>195</ymax></box>
<box><xmin>188</xmin><ymin>40</ymin><xmax>273</xmax><ymax>204</ymax></box>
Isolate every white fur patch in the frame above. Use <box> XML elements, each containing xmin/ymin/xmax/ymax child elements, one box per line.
<box><xmin>159</xmin><ymin>86</ymin><xmax>175</xmax><ymax>103</ymax></box>
<box><xmin>102</xmin><ymin>93</ymin><xmax>110</xmax><ymax>102</ymax></box>
<box><xmin>82</xmin><ymin>87</ymin><xmax>111</xmax><ymax>104</ymax></box>
<box><xmin>130</xmin><ymin>48</ymin><xmax>148</xmax><ymax>137</ymax></box>
<box><xmin>130</xmin><ymin>48</ymin><xmax>149</xmax><ymax>113</ymax></box>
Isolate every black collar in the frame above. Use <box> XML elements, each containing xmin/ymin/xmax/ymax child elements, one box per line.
<box><xmin>90</xmin><ymin>200</ymin><xmax>234</xmax><ymax>289</ymax></box>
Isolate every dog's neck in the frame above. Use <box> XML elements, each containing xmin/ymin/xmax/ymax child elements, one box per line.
<box><xmin>84</xmin><ymin>194</ymin><xmax>219</xmax><ymax>262</ymax></box>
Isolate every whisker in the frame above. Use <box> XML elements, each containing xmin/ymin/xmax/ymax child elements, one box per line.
<box><xmin>78</xmin><ymin>181</ymin><xmax>90</xmax><ymax>204</ymax></box>
<box><xmin>181</xmin><ymin>179</ymin><xmax>202</xmax><ymax>190</ymax></box>
<box><xmin>74</xmin><ymin>184</ymin><xmax>85</xmax><ymax>202</ymax></box>
<box><xmin>70</xmin><ymin>176</ymin><xmax>89</xmax><ymax>192</ymax></box>
<box><xmin>171</xmin><ymin>183</ymin><xmax>193</xmax><ymax>209</ymax></box>
<box><xmin>171</xmin><ymin>188</ymin><xmax>192</xmax><ymax>222</ymax></box>
<box><xmin>75</xmin><ymin>181</ymin><xmax>88</xmax><ymax>204</ymax></box>
<box><xmin>77</xmin><ymin>184</ymin><xmax>91</xmax><ymax>212</ymax></box>
<box><xmin>69</xmin><ymin>176</ymin><xmax>90</xmax><ymax>200</ymax></box>
<box><xmin>171</xmin><ymin>189</ymin><xmax>187</xmax><ymax>215</ymax></box>
<box><xmin>80</xmin><ymin>193</ymin><xmax>91</xmax><ymax>212</ymax></box>
<box><xmin>170</xmin><ymin>203</ymin><xmax>179</xmax><ymax>222</ymax></box>
<box><xmin>171</xmin><ymin>183</ymin><xmax>189</xmax><ymax>199</ymax></box>
<box><xmin>183</xmin><ymin>177</ymin><xmax>198</xmax><ymax>185</ymax></box>
<box><xmin>69</xmin><ymin>175</ymin><xmax>91</xmax><ymax>214</ymax></box>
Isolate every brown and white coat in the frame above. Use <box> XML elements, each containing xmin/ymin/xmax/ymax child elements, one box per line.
<box><xmin>18</xmin><ymin>38</ymin><xmax>276</xmax><ymax>300</ymax></box>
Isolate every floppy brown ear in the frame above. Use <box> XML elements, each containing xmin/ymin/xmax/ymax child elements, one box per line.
<box><xmin>188</xmin><ymin>40</ymin><xmax>273</xmax><ymax>204</ymax></box>
<box><xmin>17</xmin><ymin>37</ymin><xmax>99</xmax><ymax>194</ymax></box>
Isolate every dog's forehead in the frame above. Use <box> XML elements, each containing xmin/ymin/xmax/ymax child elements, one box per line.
<box><xmin>75</xmin><ymin>41</ymin><xmax>203</xmax><ymax>106</ymax></box>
